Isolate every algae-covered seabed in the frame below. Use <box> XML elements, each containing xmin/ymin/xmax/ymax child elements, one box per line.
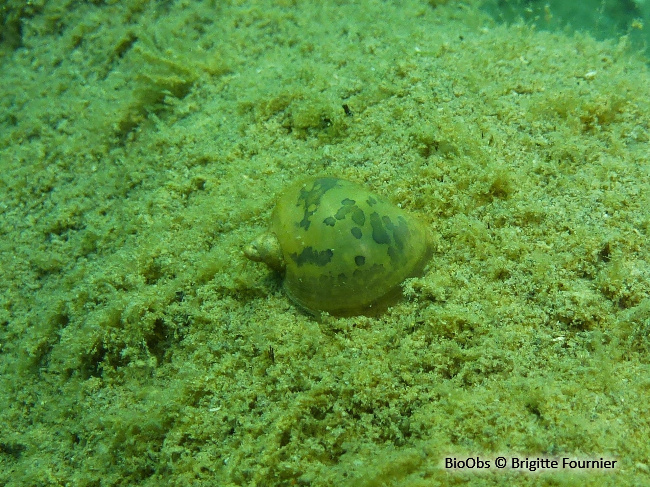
<box><xmin>1</xmin><ymin>0</ymin><xmax>649</xmax><ymax>485</ymax></box>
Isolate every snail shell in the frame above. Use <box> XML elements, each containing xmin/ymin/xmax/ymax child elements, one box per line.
<box><xmin>244</xmin><ymin>177</ymin><xmax>432</xmax><ymax>316</ymax></box>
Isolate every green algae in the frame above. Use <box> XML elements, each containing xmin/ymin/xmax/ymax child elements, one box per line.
<box><xmin>1</xmin><ymin>0</ymin><xmax>649</xmax><ymax>486</ymax></box>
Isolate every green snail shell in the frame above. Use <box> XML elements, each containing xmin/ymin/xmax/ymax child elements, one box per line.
<box><xmin>244</xmin><ymin>177</ymin><xmax>432</xmax><ymax>316</ymax></box>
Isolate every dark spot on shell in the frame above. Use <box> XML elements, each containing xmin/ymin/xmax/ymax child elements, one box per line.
<box><xmin>334</xmin><ymin>201</ymin><xmax>365</xmax><ymax>225</ymax></box>
<box><xmin>297</xmin><ymin>177</ymin><xmax>339</xmax><ymax>231</ymax></box>
<box><xmin>334</xmin><ymin>210</ymin><xmax>347</xmax><ymax>220</ymax></box>
<box><xmin>367</xmin><ymin>196</ymin><xmax>377</xmax><ymax>206</ymax></box>
<box><xmin>291</xmin><ymin>247</ymin><xmax>334</xmax><ymax>267</ymax></box>
<box><xmin>370</xmin><ymin>212</ymin><xmax>390</xmax><ymax>245</ymax></box>
<box><xmin>335</xmin><ymin>204</ymin><xmax>352</xmax><ymax>220</ymax></box>
<box><xmin>392</xmin><ymin>216</ymin><xmax>410</xmax><ymax>250</ymax></box>
<box><xmin>388</xmin><ymin>245</ymin><xmax>400</xmax><ymax>265</ymax></box>
<box><xmin>323</xmin><ymin>216</ymin><xmax>336</xmax><ymax>226</ymax></box>
<box><xmin>352</xmin><ymin>262</ymin><xmax>385</xmax><ymax>280</ymax></box>
<box><xmin>351</xmin><ymin>208</ymin><xmax>365</xmax><ymax>226</ymax></box>
<box><xmin>351</xmin><ymin>227</ymin><xmax>362</xmax><ymax>239</ymax></box>
<box><xmin>355</xmin><ymin>255</ymin><xmax>365</xmax><ymax>266</ymax></box>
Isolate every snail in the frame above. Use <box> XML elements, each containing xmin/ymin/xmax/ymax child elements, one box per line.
<box><xmin>244</xmin><ymin>177</ymin><xmax>432</xmax><ymax>316</ymax></box>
